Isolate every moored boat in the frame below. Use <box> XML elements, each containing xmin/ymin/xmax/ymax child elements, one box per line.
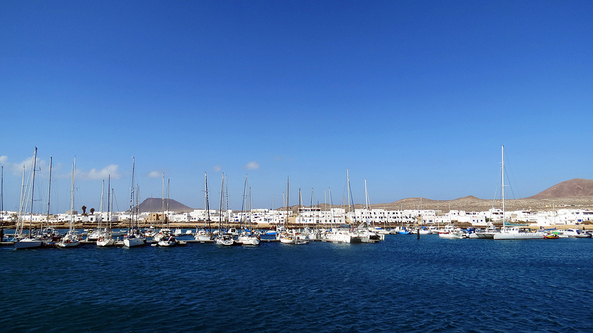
<box><xmin>57</xmin><ymin>158</ymin><xmax>80</xmax><ymax>248</ymax></box>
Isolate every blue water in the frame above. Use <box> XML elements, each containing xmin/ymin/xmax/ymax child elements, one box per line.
<box><xmin>1</xmin><ymin>235</ymin><xmax>593</xmax><ymax>332</ymax></box>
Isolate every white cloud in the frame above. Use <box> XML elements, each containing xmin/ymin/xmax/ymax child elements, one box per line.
<box><xmin>246</xmin><ymin>161</ymin><xmax>260</xmax><ymax>170</ymax></box>
<box><xmin>79</xmin><ymin>164</ymin><xmax>121</xmax><ymax>180</ymax></box>
<box><xmin>213</xmin><ymin>165</ymin><xmax>221</xmax><ymax>172</ymax></box>
<box><xmin>3</xmin><ymin>156</ymin><xmax>47</xmax><ymax>176</ymax></box>
<box><xmin>149</xmin><ymin>171</ymin><xmax>161</xmax><ymax>178</ymax></box>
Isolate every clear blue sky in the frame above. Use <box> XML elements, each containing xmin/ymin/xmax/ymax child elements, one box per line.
<box><xmin>1</xmin><ymin>0</ymin><xmax>592</xmax><ymax>213</ymax></box>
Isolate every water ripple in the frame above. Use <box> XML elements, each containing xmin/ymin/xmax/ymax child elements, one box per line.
<box><xmin>2</xmin><ymin>237</ymin><xmax>593</xmax><ymax>332</ymax></box>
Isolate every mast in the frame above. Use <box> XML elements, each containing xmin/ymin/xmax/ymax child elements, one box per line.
<box><xmin>347</xmin><ymin>169</ymin><xmax>351</xmax><ymax>216</ymax></box>
<box><xmin>286</xmin><ymin>177</ymin><xmax>289</xmax><ymax>228</ymax></box>
<box><xmin>311</xmin><ymin>188</ymin><xmax>314</xmax><ymax>225</ymax></box>
<box><xmin>248</xmin><ymin>186</ymin><xmax>252</xmax><ymax>231</ymax></box>
<box><xmin>241</xmin><ymin>174</ymin><xmax>248</xmax><ymax>231</ymax></box>
<box><xmin>136</xmin><ymin>185</ymin><xmax>140</xmax><ymax>228</ymax></box>
<box><xmin>129</xmin><ymin>157</ymin><xmax>135</xmax><ymax>231</ymax></box>
<box><xmin>70</xmin><ymin>157</ymin><xmax>76</xmax><ymax>233</ymax></box>
<box><xmin>162</xmin><ymin>173</ymin><xmax>165</xmax><ymax>228</ymax></box>
<box><xmin>17</xmin><ymin>165</ymin><xmax>25</xmax><ymax>236</ymax></box>
<box><xmin>99</xmin><ymin>180</ymin><xmax>104</xmax><ymax>213</ymax></box>
<box><xmin>1</xmin><ymin>165</ymin><xmax>3</xmax><ymax>214</ymax></box>
<box><xmin>365</xmin><ymin>179</ymin><xmax>369</xmax><ymax>210</ymax></box>
<box><xmin>347</xmin><ymin>168</ymin><xmax>355</xmax><ymax>226</ymax></box>
<box><xmin>167</xmin><ymin>178</ymin><xmax>170</xmax><ymax>229</ymax></box>
<box><xmin>218</xmin><ymin>173</ymin><xmax>224</xmax><ymax>232</ymax></box>
<box><xmin>28</xmin><ymin>147</ymin><xmax>38</xmax><ymax>234</ymax></box>
<box><xmin>44</xmin><ymin>156</ymin><xmax>53</xmax><ymax>230</ymax></box>
<box><xmin>204</xmin><ymin>172</ymin><xmax>210</xmax><ymax>232</ymax></box>
<box><xmin>225</xmin><ymin>174</ymin><xmax>229</xmax><ymax>229</ymax></box>
<box><xmin>501</xmin><ymin>145</ymin><xmax>505</xmax><ymax>227</ymax></box>
<box><xmin>99</xmin><ymin>179</ymin><xmax>104</xmax><ymax>229</ymax></box>
<box><xmin>107</xmin><ymin>175</ymin><xmax>111</xmax><ymax>229</ymax></box>
<box><xmin>329</xmin><ymin>187</ymin><xmax>334</xmax><ymax>228</ymax></box>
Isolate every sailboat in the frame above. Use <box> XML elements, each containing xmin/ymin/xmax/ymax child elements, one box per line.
<box><xmin>40</xmin><ymin>156</ymin><xmax>60</xmax><ymax>244</ymax></box>
<box><xmin>215</xmin><ymin>173</ymin><xmax>238</xmax><ymax>246</ymax></box>
<box><xmin>124</xmin><ymin>157</ymin><xmax>145</xmax><ymax>247</ymax></box>
<box><xmin>324</xmin><ymin>170</ymin><xmax>362</xmax><ymax>244</ymax></box>
<box><xmin>279</xmin><ymin>177</ymin><xmax>308</xmax><ymax>245</ymax></box>
<box><xmin>157</xmin><ymin>178</ymin><xmax>177</xmax><ymax>247</ymax></box>
<box><xmin>352</xmin><ymin>179</ymin><xmax>383</xmax><ymax>242</ymax></box>
<box><xmin>493</xmin><ymin>146</ymin><xmax>545</xmax><ymax>240</ymax></box>
<box><xmin>195</xmin><ymin>172</ymin><xmax>214</xmax><ymax>242</ymax></box>
<box><xmin>57</xmin><ymin>158</ymin><xmax>80</xmax><ymax>248</ymax></box>
<box><xmin>97</xmin><ymin>175</ymin><xmax>115</xmax><ymax>247</ymax></box>
<box><xmin>237</xmin><ymin>175</ymin><xmax>260</xmax><ymax>245</ymax></box>
<box><xmin>14</xmin><ymin>147</ymin><xmax>43</xmax><ymax>249</ymax></box>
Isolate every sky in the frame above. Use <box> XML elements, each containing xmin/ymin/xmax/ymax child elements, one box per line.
<box><xmin>1</xmin><ymin>0</ymin><xmax>592</xmax><ymax>213</ymax></box>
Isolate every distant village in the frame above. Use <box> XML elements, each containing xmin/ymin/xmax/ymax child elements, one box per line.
<box><xmin>2</xmin><ymin>205</ymin><xmax>593</xmax><ymax>228</ymax></box>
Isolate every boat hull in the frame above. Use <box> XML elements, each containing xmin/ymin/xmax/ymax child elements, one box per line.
<box><xmin>493</xmin><ymin>232</ymin><xmax>545</xmax><ymax>240</ymax></box>
<box><xmin>439</xmin><ymin>232</ymin><xmax>464</xmax><ymax>239</ymax></box>
<box><xmin>14</xmin><ymin>239</ymin><xmax>43</xmax><ymax>249</ymax></box>
<box><xmin>237</xmin><ymin>235</ymin><xmax>260</xmax><ymax>245</ymax></box>
<box><xmin>57</xmin><ymin>240</ymin><xmax>80</xmax><ymax>248</ymax></box>
<box><xmin>97</xmin><ymin>238</ymin><xmax>115</xmax><ymax>247</ymax></box>
<box><xmin>124</xmin><ymin>237</ymin><xmax>145</xmax><ymax>247</ymax></box>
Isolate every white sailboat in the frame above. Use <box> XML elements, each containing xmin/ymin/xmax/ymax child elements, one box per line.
<box><xmin>493</xmin><ymin>146</ymin><xmax>544</xmax><ymax>240</ymax></box>
<box><xmin>157</xmin><ymin>177</ymin><xmax>177</xmax><ymax>247</ymax></box>
<box><xmin>215</xmin><ymin>173</ymin><xmax>238</xmax><ymax>246</ymax></box>
<box><xmin>324</xmin><ymin>171</ymin><xmax>362</xmax><ymax>244</ymax></box>
<box><xmin>195</xmin><ymin>172</ymin><xmax>213</xmax><ymax>242</ymax></box>
<box><xmin>124</xmin><ymin>157</ymin><xmax>145</xmax><ymax>247</ymax></box>
<box><xmin>237</xmin><ymin>175</ymin><xmax>260</xmax><ymax>245</ymax></box>
<box><xmin>97</xmin><ymin>175</ymin><xmax>115</xmax><ymax>247</ymax></box>
<box><xmin>279</xmin><ymin>177</ymin><xmax>308</xmax><ymax>245</ymax></box>
<box><xmin>14</xmin><ymin>148</ymin><xmax>43</xmax><ymax>249</ymax></box>
<box><xmin>57</xmin><ymin>158</ymin><xmax>80</xmax><ymax>248</ymax></box>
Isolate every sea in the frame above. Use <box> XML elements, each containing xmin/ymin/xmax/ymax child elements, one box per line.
<box><xmin>1</xmin><ymin>233</ymin><xmax>593</xmax><ymax>332</ymax></box>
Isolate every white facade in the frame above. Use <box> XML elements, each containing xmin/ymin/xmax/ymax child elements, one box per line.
<box><xmin>4</xmin><ymin>207</ymin><xmax>593</xmax><ymax>228</ymax></box>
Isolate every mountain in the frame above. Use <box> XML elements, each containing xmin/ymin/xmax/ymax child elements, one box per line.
<box><xmin>369</xmin><ymin>180</ymin><xmax>593</xmax><ymax>212</ymax></box>
<box><xmin>528</xmin><ymin>178</ymin><xmax>593</xmax><ymax>199</ymax></box>
<box><xmin>133</xmin><ymin>198</ymin><xmax>195</xmax><ymax>213</ymax></box>
<box><xmin>130</xmin><ymin>179</ymin><xmax>593</xmax><ymax>214</ymax></box>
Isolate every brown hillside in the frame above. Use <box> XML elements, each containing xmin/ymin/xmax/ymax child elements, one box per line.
<box><xmin>133</xmin><ymin>198</ymin><xmax>195</xmax><ymax>213</ymax></box>
<box><xmin>529</xmin><ymin>178</ymin><xmax>593</xmax><ymax>199</ymax></box>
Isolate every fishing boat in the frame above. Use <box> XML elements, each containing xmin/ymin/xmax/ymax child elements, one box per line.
<box><xmin>57</xmin><ymin>158</ymin><xmax>80</xmax><ymax>248</ymax></box>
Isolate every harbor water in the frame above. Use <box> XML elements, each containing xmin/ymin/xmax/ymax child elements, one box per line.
<box><xmin>1</xmin><ymin>234</ymin><xmax>593</xmax><ymax>332</ymax></box>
